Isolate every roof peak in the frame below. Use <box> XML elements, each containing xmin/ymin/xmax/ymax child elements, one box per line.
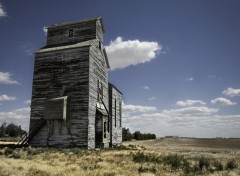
<box><xmin>47</xmin><ymin>17</ymin><xmax>105</xmax><ymax>32</ymax></box>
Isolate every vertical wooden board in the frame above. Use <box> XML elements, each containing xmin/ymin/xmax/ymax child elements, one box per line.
<box><xmin>47</xmin><ymin>19</ymin><xmax>100</xmax><ymax>47</ymax></box>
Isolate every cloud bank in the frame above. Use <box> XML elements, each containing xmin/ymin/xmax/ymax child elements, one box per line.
<box><xmin>0</xmin><ymin>72</ymin><xmax>19</xmax><ymax>85</ymax></box>
<box><xmin>211</xmin><ymin>97</ymin><xmax>237</xmax><ymax>106</ymax></box>
<box><xmin>223</xmin><ymin>88</ymin><xmax>240</xmax><ymax>97</ymax></box>
<box><xmin>0</xmin><ymin>94</ymin><xmax>16</xmax><ymax>101</ymax></box>
<box><xmin>176</xmin><ymin>99</ymin><xmax>206</xmax><ymax>107</ymax></box>
<box><xmin>106</xmin><ymin>37</ymin><xmax>161</xmax><ymax>70</ymax></box>
<box><xmin>123</xmin><ymin>102</ymin><xmax>240</xmax><ymax>138</ymax></box>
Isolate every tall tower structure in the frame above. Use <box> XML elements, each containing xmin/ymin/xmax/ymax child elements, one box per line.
<box><xmin>21</xmin><ymin>17</ymin><xmax>122</xmax><ymax>149</ymax></box>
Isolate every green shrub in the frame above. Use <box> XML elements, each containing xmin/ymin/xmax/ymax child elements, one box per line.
<box><xmin>0</xmin><ymin>150</ymin><xmax>4</xmax><ymax>155</ymax></box>
<box><xmin>26</xmin><ymin>167</ymin><xmax>50</xmax><ymax>176</ymax></box>
<box><xmin>198</xmin><ymin>156</ymin><xmax>210</xmax><ymax>170</ymax></box>
<box><xmin>4</xmin><ymin>147</ymin><xmax>13</xmax><ymax>156</ymax></box>
<box><xmin>132</xmin><ymin>152</ymin><xmax>161</xmax><ymax>163</ymax></box>
<box><xmin>226</xmin><ymin>160</ymin><xmax>237</xmax><ymax>170</ymax></box>
<box><xmin>182</xmin><ymin>159</ymin><xmax>192</xmax><ymax>174</ymax></box>
<box><xmin>163</xmin><ymin>154</ymin><xmax>183</xmax><ymax>170</ymax></box>
<box><xmin>138</xmin><ymin>165</ymin><xmax>157</xmax><ymax>174</ymax></box>
<box><xmin>214</xmin><ymin>160</ymin><xmax>223</xmax><ymax>171</ymax></box>
<box><xmin>11</xmin><ymin>151</ymin><xmax>21</xmax><ymax>159</ymax></box>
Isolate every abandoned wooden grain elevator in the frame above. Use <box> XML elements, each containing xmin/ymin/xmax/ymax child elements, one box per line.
<box><xmin>19</xmin><ymin>17</ymin><xmax>122</xmax><ymax>149</ymax></box>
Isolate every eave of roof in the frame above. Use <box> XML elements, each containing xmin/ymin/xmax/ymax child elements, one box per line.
<box><xmin>103</xmin><ymin>48</ymin><xmax>110</xmax><ymax>69</ymax></box>
<box><xmin>109</xmin><ymin>82</ymin><xmax>122</xmax><ymax>95</ymax></box>
<box><xmin>35</xmin><ymin>39</ymin><xmax>97</xmax><ymax>54</ymax></box>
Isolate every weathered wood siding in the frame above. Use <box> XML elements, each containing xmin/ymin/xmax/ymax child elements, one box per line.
<box><xmin>47</xmin><ymin>18</ymin><xmax>104</xmax><ymax>47</ymax></box>
<box><xmin>29</xmin><ymin>47</ymin><xmax>90</xmax><ymax>147</ymax></box>
<box><xmin>29</xmin><ymin>17</ymin><xmax>120</xmax><ymax>149</ymax></box>
<box><xmin>88</xmin><ymin>40</ymin><xmax>109</xmax><ymax>149</ymax></box>
<box><xmin>109</xmin><ymin>84</ymin><xmax>122</xmax><ymax>146</ymax></box>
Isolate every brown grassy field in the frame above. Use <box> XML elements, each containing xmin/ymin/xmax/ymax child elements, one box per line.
<box><xmin>0</xmin><ymin>138</ymin><xmax>239</xmax><ymax>176</ymax></box>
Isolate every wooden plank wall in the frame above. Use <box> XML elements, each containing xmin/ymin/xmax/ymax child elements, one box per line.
<box><xmin>29</xmin><ymin>47</ymin><xmax>90</xmax><ymax>147</ymax></box>
<box><xmin>88</xmin><ymin>40</ymin><xmax>109</xmax><ymax>149</ymax></box>
<box><xmin>47</xmin><ymin>19</ymin><xmax>102</xmax><ymax>47</ymax></box>
<box><xmin>109</xmin><ymin>84</ymin><xmax>122</xmax><ymax>146</ymax></box>
<box><xmin>29</xmin><ymin>18</ymin><xmax>112</xmax><ymax>148</ymax></box>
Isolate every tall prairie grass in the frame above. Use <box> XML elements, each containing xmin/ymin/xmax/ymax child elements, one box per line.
<box><xmin>0</xmin><ymin>139</ymin><xmax>239</xmax><ymax>176</ymax></box>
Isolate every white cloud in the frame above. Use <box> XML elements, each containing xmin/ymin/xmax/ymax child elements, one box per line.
<box><xmin>43</xmin><ymin>26</ymin><xmax>48</xmax><ymax>36</ymax></box>
<box><xmin>211</xmin><ymin>97</ymin><xmax>237</xmax><ymax>106</ymax></box>
<box><xmin>0</xmin><ymin>94</ymin><xmax>16</xmax><ymax>101</ymax></box>
<box><xmin>223</xmin><ymin>88</ymin><xmax>240</xmax><ymax>97</ymax></box>
<box><xmin>0</xmin><ymin>107</ymin><xmax>30</xmax><ymax>131</ymax></box>
<box><xmin>0</xmin><ymin>72</ymin><xmax>19</xmax><ymax>85</ymax></box>
<box><xmin>186</xmin><ymin>77</ymin><xmax>194</xmax><ymax>82</ymax></box>
<box><xmin>0</xmin><ymin>2</ymin><xmax>6</xmax><ymax>17</ymax></box>
<box><xmin>106</xmin><ymin>37</ymin><xmax>161</xmax><ymax>70</ymax></box>
<box><xmin>24</xmin><ymin>100</ymin><xmax>31</xmax><ymax>105</ymax></box>
<box><xmin>176</xmin><ymin>99</ymin><xmax>206</xmax><ymax>107</ymax></box>
<box><xmin>162</xmin><ymin>106</ymin><xmax>218</xmax><ymax>116</ymax></box>
<box><xmin>148</xmin><ymin>97</ymin><xmax>157</xmax><ymax>101</ymax></box>
<box><xmin>143</xmin><ymin>86</ymin><xmax>150</xmax><ymax>90</ymax></box>
<box><xmin>123</xmin><ymin>104</ymin><xmax>157</xmax><ymax>113</ymax></box>
<box><xmin>122</xmin><ymin>103</ymin><xmax>157</xmax><ymax>118</ymax></box>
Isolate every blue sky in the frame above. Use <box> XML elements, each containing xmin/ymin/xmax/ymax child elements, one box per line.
<box><xmin>0</xmin><ymin>0</ymin><xmax>240</xmax><ymax>138</ymax></box>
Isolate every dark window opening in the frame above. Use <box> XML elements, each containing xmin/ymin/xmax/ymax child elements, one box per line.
<box><xmin>104</xmin><ymin>122</ymin><xmax>107</xmax><ymax>138</ymax></box>
<box><xmin>99</xmin><ymin>41</ymin><xmax>102</xmax><ymax>50</ymax></box>
<box><xmin>68</xmin><ymin>29</ymin><xmax>74</xmax><ymax>37</ymax></box>
<box><xmin>98</xmin><ymin>80</ymin><xmax>103</xmax><ymax>101</ymax></box>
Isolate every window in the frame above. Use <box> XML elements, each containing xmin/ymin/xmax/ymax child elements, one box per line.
<box><xmin>114</xmin><ymin>98</ymin><xmax>117</xmax><ymax>127</ymax></box>
<box><xmin>68</xmin><ymin>29</ymin><xmax>74</xmax><ymax>37</ymax></box>
<box><xmin>97</xmin><ymin>80</ymin><xmax>103</xmax><ymax>101</ymax></box>
<box><xmin>104</xmin><ymin>122</ymin><xmax>107</xmax><ymax>138</ymax></box>
<box><xmin>99</xmin><ymin>41</ymin><xmax>102</xmax><ymax>50</ymax></box>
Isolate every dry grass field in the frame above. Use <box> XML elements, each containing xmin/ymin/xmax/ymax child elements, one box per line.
<box><xmin>0</xmin><ymin>138</ymin><xmax>239</xmax><ymax>176</ymax></box>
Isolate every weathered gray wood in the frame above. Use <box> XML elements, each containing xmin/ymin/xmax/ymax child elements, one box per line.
<box><xmin>109</xmin><ymin>83</ymin><xmax>122</xmax><ymax>146</ymax></box>
<box><xmin>29</xmin><ymin>17</ymin><xmax>122</xmax><ymax>149</ymax></box>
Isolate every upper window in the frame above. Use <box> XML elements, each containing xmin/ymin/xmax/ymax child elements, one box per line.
<box><xmin>99</xmin><ymin>41</ymin><xmax>102</xmax><ymax>50</ymax></box>
<box><xmin>68</xmin><ymin>29</ymin><xmax>74</xmax><ymax>37</ymax></box>
<box><xmin>98</xmin><ymin>80</ymin><xmax>103</xmax><ymax>101</ymax></box>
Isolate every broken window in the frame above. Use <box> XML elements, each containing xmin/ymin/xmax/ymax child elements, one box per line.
<box><xmin>68</xmin><ymin>29</ymin><xmax>74</xmax><ymax>37</ymax></box>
